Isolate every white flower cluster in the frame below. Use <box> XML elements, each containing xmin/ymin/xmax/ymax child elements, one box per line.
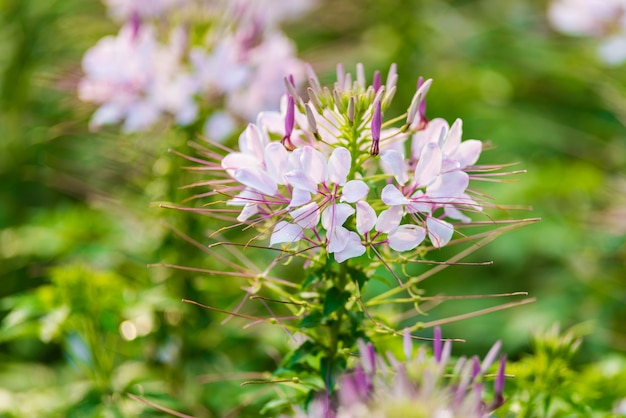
<box><xmin>78</xmin><ymin>0</ymin><xmax>312</xmax><ymax>134</ymax></box>
<box><xmin>548</xmin><ymin>0</ymin><xmax>626</xmax><ymax>65</ymax></box>
<box><xmin>216</xmin><ymin>64</ymin><xmax>485</xmax><ymax>263</ymax></box>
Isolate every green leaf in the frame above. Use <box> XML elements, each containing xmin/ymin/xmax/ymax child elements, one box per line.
<box><xmin>298</xmin><ymin>311</ymin><xmax>323</xmax><ymax>329</ymax></box>
<box><xmin>323</xmin><ymin>287</ymin><xmax>348</xmax><ymax>316</ymax></box>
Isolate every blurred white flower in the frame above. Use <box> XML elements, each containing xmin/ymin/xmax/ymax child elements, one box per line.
<box><xmin>548</xmin><ymin>0</ymin><xmax>626</xmax><ymax>65</ymax></box>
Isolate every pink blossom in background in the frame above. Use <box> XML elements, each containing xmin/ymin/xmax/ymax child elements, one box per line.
<box><xmin>78</xmin><ymin>24</ymin><xmax>197</xmax><ymax>132</ymax></box>
<box><xmin>79</xmin><ymin>0</ymin><xmax>313</xmax><ymax>134</ymax></box>
<box><xmin>103</xmin><ymin>0</ymin><xmax>188</xmax><ymax>21</ymax></box>
<box><xmin>548</xmin><ymin>0</ymin><xmax>626</xmax><ymax>65</ymax></box>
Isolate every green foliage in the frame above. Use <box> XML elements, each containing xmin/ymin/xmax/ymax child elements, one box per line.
<box><xmin>500</xmin><ymin>325</ymin><xmax>626</xmax><ymax>417</ymax></box>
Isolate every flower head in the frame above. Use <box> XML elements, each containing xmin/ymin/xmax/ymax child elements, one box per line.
<box><xmin>311</xmin><ymin>328</ymin><xmax>508</xmax><ymax>418</ymax></box>
<box><xmin>206</xmin><ymin>64</ymin><xmax>490</xmax><ymax>263</ymax></box>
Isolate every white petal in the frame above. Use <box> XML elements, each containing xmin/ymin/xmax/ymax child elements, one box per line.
<box><xmin>443</xmin><ymin>206</ymin><xmax>472</xmax><ymax>223</ymax></box>
<box><xmin>334</xmin><ymin>232</ymin><xmax>366</xmax><ymax>263</ymax></box>
<box><xmin>290</xmin><ymin>202</ymin><xmax>320</xmax><ymax>229</ymax></box>
<box><xmin>428</xmin><ymin>171</ymin><xmax>469</xmax><ymax>199</ymax></box>
<box><xmin>414</xmin><ymin>142</ymin><xmax>442</xmax><ymax>187</ymax></box>
<box><xmin>222</xmin><ymin>152</ymin><xmax>261</xmax><ymax>177</ymax></box>
<box><xmin>341</xmin><ymin>180</ymin><xmax>369</xmax><ymax>203</ymax></box>
<box><xmin>284</xmin><ymin>169</ymin><xmax>318</xmax><ymax>193</ymax></box>
<box><xmin>411</xmin><ymin>118</ymin><xmax>448</xmax><ymax>159</ymax></box>
<box><xmin>388</xmin><ymin>224</ymin><xmax>426</xmax><ymax>252</ymax></box>
<box><xmin>227</xmin><ymin>189</ymin><xmax>260</xmax><ymax>206</ymax></box>
<box><xmin>356</xmin><ymin>201</ymin><xmax>377</xmax><ymax>235</ymax></box>
<box><xmin>381</xmin><ymin>184</ymin><xmax>408</xmax><ymax>206</ymax></box>
<box><xmin>288</xmin><ymin>188</ymin><xmax>312</xmax><ymax>207</ymax></box>
<box><xmin>239</xmin><ymin>123</ymin><xmax>267</xmax><ymax>162</ymax></box>
<box><xmin>264</xmin><ymin>142</ymin><xmax>290</xmax><ymax>184</ymax></box>
<box><xmin>301</xmin><ymin>146</ymin><xmax>327</xmax><ymax>185</ymax></box>
<box><xmin>236</xmin><ymin>204</ymin><xmax>258</xmax><ymax>222</ymax></box>
<box><xmin>455</xmin><ymin>139</ymin><xmax>482</xmax><ymax>168</ymax></box>
<box><xmin>326</xmin><ymin>225</ymin><xmax>351</xmax><ymax>253</ymax></box>
<box><xmin>427</xmin><ymin>217</ymin><xmax>454</xmax><ymax>248</ymax></box>
<box><xmin>270</xmin><ymin>221</ymin><xmax>303</xmax><ymax>245</ymax></box>
<box><xmin>441</xmin><ymin>118</ymin><xmax>462</xmax><ymax>156</ymax></box>
<box><xmin>327</xmin><ymin>147</ymin><xmax>351</xmax><ymax>185</ymax></box>
<box><xmin>380</xmin><ymin>150</ymin><xmax>409</xmax><ymax>185</ymax></box>
<box><xmin>375</xmin><ymin>205</ymin><xmax>403</xmax><ymax>233</ymax></box>
<box><xmin>234</xmin><ymin>167</ymin><xmax>277</xmax><ymax>196</ymax></box>
<box><xmin>321</xmin><ymin>203</ymin><xmax>355</xmax><ymax>231</ymax></box>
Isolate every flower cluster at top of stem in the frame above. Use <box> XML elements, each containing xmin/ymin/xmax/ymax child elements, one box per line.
<box><xmin>218</xmin><ymin>63</ymin><xmax>485</xmax><ymax>264</ymax></box>
<box><xmin>299</xmin><ymin>327</ymin><xmax>506</xmax><ymax>418</ymax></box>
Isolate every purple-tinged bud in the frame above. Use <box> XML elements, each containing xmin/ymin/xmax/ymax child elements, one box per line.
<box><xmin>336</xmin><ymin>63</ymin><xmax>345</xmax><ymax>91</ymax></box>
<box><xmin>486</xmin><ymin>354</ymin><xmax>507</xmax><ymax>412</ymax></box>
<box><xmin>481</xmin><ymin>340</ymin><xmax>502</xmax><ymax>374</ymax></box>
<box><xmin>370</xmin><ymin>100</ymin><xmax>382</xmax><ymax>156</ymax></box>
<box><xmin>385</xmin><ymin>63</ymin><xmax>398</xmax><ymax>92</ymax></box>
<box><xmin>403</xmin><ymin>328</ymin><xmax>413</xmax><ymax>361</ymax></box>
<box><xmin>281</xmin><ymin>95</ymin><xmax>296</xmax><ymax>150</ymax></box>
<box><xmin>433</xmin><ymin>326</ymin><xmax>442</xmax><ymax>363</ymax></box>
<box><xmin>305</xmin><ymin>63</ymin><xmax>322</xmax><ymax>94</ymax></box>
<box><xmin>356</xmin><ymin>63</ymin><xmax>366</xmax><ymax>89</ymax></box>
<box><xmin>373</xmin><ymin>71</ymin><xmax>381</xmax><ymax>92</ymax></box>
<box><xmin>373</xmin><ymin>86</ymin><xmax>386</xmax><ymax>108</ymax></box>
<box><xmin>307</xmin><ymin>87</ymin><xmax>323</xmax><ymax>113</ymax></box>
<box><xmin>382</xmin><ymin>85</ymin><xmax>397</xmax><ymax>109</ymax></box>
<box><xmin>358</xmin><ymin>339</ymin><xmax>376</xmax><ymax>375</ymax></box>
<box><xmin>495</xmin><ymin>354</ymin><xmax>506</xmax><ymax>398</ymax></box>
<box><xmin>347</xmin><ymin>96</ymin><xmax>355</xmax><ymax>124</ymax></box>
<box><xmin>130</xmin><ymin>11</ymin><xmax>141</xmax><ymax>40</ymax></box>
<box><xmin>333</xmin><ymin>88</ymin><xmax>345</xmax><ymax>113</ymax></box>
<box><xmin>284</xmin><ymin>76</ymin><xmax>303</xmax><ymax>109</ymax></box>
<box><xmin>305</xmin><ymin>103</ymin><xmax>318</xmax><ymax>134</ymax></box>
<box><xmin>471</xmin><ymin>355</ymin><xmax>481</xmax><ymax>381</ymax></box>
<box><xmin>406</xmin><ymin>78</ymin><xmax>432</xmax><ymax>130</ymax></box>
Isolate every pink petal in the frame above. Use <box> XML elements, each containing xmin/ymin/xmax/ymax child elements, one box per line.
<box><xmin>441</xmin><ymin>118</ymin><xmax>462</xmax><ymax>155</ymax></box>
<box><xmin>414</xmin><ymin>142</ymin><xmax>442</xmax><ymax>187</ymax></box>
<box><xmin>321</xmin><ymin>203</ymin><xmax>355</xmax><ymax>231</ymax></box>
<box><xmin>375</xmin><ymin>205</ymin><xmax>403</xmax><ymax>233</ymax></box>
<box><xmin>326</xmin><ymin>225</ymin><xmax>351</xmax><ymax>253</ymax></box>
<box><xmin>428</xmin><ymin>171</ymin><xmax>469</xmax><ymax>199</ymax></box>
<box><xmin>234</xmin><ymin>167</ymin><xmax>277</xmax><ymax>196</ymax></box>
<box><xmin>301</xmin><ymin>146</ymin><xmax>327</xmax><ymax>185</ymax></box>
<box><xmin>290</xmin><ymin>202</ymin><xmax>320</xmax><ymax>229</ymax></box>
<box><xmin>411</xmin><ymin>118</ymin><xmax>448</xmax><ymax>159</ymax></box>
<box><xmin>270</xmin><ymin>221</ymin><xmax>303</xmax><ymax>245</ymax></box>
<box><xmin>334</xmin><ymin>232</ymin><xmax>366</xmax><ymax>262</ymax></box>
<box><xmin>284</xmin><ymin>170</ymin><xmax>318</xmax><ymax>194</ymax></box>
<box><xmin>341</xmin><ymin>180</ymin><xmax>369</xmax><ymax>203</ymax></box>
<box><xmin>427</xmin><ymin>217</ymin><xmax>454</xmax><ymax>248</ymax></box>
<box><xmin>264</xmin><ymin>142</ymin><xmax>290</xmax><ymax>184</ymax></box>
<box><xmin>288</xmin><ymin>188</ymin><xmax>312</xmax><ymax>208</ymax></box>
<box><xmin>236</xmin><ymin>204</ymin><xmax>258</xmax><ymax>222</ymax></box>
<box><xmin>381</xmin><ymin>184</ymin><xmax>408</xmax><ymax>206</ymax></box>
<box><xmin>380</xmin><ymin>150</ymin><xmax>409</xmax><ymax>185</ymax></box>
<box><xmin>388</xmin><ymin>224</ymin><xmax>426</xmax><ymax>252</ymax></box>
<box><xmin>222</xmin><ymin>152</ymin><xmax>261</xmax><ymax>177</ymax></box>
<box><xmin>356</xmin><ymin>201</ymin><xmax>377</xmax><ymax>235</ymax></box>
<box><xmin>455</xmin><ymin>139</ymin><xmax>482</xmax><ymax>168</ymax></box>
<box><xmin>327</xmin><ymin>147</ymin><xmax>351</xmax><ymax>185</ymax></box>
<box><xmin>239</xmin><ymin>123</ymin><xmax>267</xmax><ymax>162</ymax></box>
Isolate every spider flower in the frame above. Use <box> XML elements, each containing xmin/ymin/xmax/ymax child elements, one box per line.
<box><xmin>298</xmin><ymin>328</ymin><xmax>506</xmax><ymax>417</ymax></box>
<box><xmin>548</xmin><ymin>0</ymin><xmax>626</xmax><ymax>65</ymax></box>
<box><xmin>209</xmin><ymin>64</ymin><xmax>490</xmax><ymax>263</ymax></box>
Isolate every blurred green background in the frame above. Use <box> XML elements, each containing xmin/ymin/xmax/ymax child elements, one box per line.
<box><xmin>1</xmin><ymin>0</ymin><xmax>625</xmax><ymax>416</ymax></box>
